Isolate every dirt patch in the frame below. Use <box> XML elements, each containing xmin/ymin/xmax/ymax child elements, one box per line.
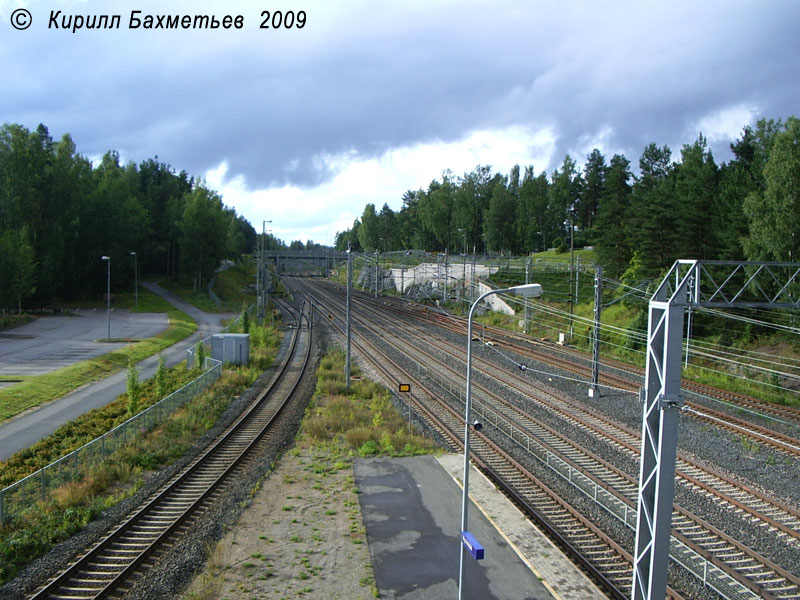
<box><xmin>181</xmin><ymin>444</ymin><xmax>376</xmax><ymax>600</ymax></box>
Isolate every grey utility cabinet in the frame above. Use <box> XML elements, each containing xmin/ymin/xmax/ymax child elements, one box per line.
<box><xmin>211</xmin><ymin>333</ymin><xmax>250</xmax><ymax>365</ymax></box>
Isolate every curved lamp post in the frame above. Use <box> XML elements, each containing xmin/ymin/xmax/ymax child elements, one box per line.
<box><xmin>130</xmin><ymin>251</ymin><xmax>138</xmax><ymax>310</ymax></box>
<box><xmin>459</xmin><ymin>282</ymin><xmax>543</xmax><ymax>599</ymax></box>
<box><xmin>101</xmin><ymin>255</ymin><xmax>111</xmax><ymax>339</ymax></box>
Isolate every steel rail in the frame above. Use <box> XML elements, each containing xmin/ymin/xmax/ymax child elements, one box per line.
<box><xmin>294</xmin><ymin>279</ymin><xmax>666</xmax><ymax>600</ymax></box>
<box><xmin>335</xmin><ymin>283</ymin><xmax>800</xmax><ymax>542</ymax></box>
<box><xmin>28</xmin><ymin>299</ymin><xmax>313</xmax><ymax>600</ymax></box>
<box><xmin>303</xmin><ymin>279</ymin><xmax>800</xmax><ymax>600</ymax></box>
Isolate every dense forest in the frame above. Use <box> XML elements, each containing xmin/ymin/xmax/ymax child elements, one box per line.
<box><xmin>4</xmin><ymin>117</ymin><xmax>798</xmax><ymax>311</ymax></box>
<box><xmin>336</xmin><ymin>117</ymin><xmax>800</xmax><ymax>281</ymax></box>
<box><xmin>0</xmin><ymin>123</ymin><xmax>259</xmax><ymax>310</ymax></box>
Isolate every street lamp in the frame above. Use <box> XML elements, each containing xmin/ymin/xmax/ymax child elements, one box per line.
<box><xmin>345</xmin><ymin>244</ymin><xmax>352</xmax><ymax>390</ymax></box>
<box><xmin>101</xmin><ymin>256</ymin><xmax>111</xmax><ymax>340</ymax></box>
<box><xmin>261</xmin><ymin>220</ymin><xmax>272</xmax><ymax>319</ymax></box>
<box><xmin>458</xmin><ymin>282</ymin><xmax>543</xmax><ymax>600</ymax></box>
<box><xmin>130</xmin><ymin>251</ymin><xmax>138</xmax><ymax>310</ymax></box>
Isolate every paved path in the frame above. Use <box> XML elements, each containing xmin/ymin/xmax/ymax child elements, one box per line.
<box><xmin>0</xmin><ymin>282</ymin><xmax>235</xmax><ymax>461</ymax></box>
<box><xmin>355</xmin><ymin>454</ymin><xmax>603</xmax><ymax>600</ymax></box>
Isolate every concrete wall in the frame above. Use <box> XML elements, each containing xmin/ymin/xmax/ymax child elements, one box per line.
<box><xmin>385</xmin><ymin>262</ymin><xmax>500</xmax><ymax>294</ymax></box>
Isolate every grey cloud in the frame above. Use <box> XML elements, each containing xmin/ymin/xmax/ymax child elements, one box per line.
<box><xmin>3</xmin><ymin>0</ymin><xmax>797</xmax><ymax>187</ymax></box>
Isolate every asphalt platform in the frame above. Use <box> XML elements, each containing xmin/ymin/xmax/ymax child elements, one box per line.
<box><xmin>354</xmin><ymin>454</ymin><xmax>603</xmax><ymax>600</ymax></box>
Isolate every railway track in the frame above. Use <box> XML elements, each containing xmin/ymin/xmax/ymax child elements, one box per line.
<box><xmin>365</xmin><ymin>302</ymin><xmax>800</xmax><ymax>545</ymax></box>
<box><xmin>378</xmin><ymin>290</ymin><xmax>800</xmax><ymax>459</ymax></box>
<box><xmin>28</xmin><ymin>299</ymin><xmax>313</xmax><ymax>600</ymax></box>
<box><xmin>414</xmin><ymin>302</ymin><xmax>800</xmax><ymax>442</ymax></box>
<box><xmin>293</xmin><ymin>279</ymin><xmax>688</xmax><ymax>599</ymax></box>
<box><xmin>298</xmin><ymin>278</ymin><xmax>800</xmax><ymax>600</ymax></box>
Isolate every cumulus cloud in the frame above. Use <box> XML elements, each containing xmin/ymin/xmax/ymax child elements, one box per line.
<box><xmin>206</xmin><ymin>125</ymin><xmax>556</xmax><ymax>243</ymax></box>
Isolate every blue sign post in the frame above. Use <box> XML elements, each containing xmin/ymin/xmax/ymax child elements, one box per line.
<box><xmin>461</xmin><ymin>531</ymin><xmax>484</xmax><ymax>560</ymax></box>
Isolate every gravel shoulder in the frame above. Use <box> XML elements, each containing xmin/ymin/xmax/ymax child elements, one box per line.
<box><xmin>180</xmin><ymin>443</ymin><xmax>376</xmax><ymax>600</ymax></box>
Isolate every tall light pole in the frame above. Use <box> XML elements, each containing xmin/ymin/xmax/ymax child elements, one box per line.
<box><xmin>459</xmin><ymin>282</ymin><xmax>543</xmax><ymax>600</ymax></box>
<box><xmin>568</xmin><ymin>214</ymin><xmax>575</xmax><ymax>341</ymax></box>
<box><xmin>262</xmin><ymin>220</ymin><xmax>272</xmax><ymax>319</ymax></box>
<box><xmin>345</xmin><ymin>244</ymin><xmax>352</xmax><ymax>390</ymax></box>
<box><xmin>524</xmin><ymin>258</ymin><xmax>531</xmax><ymax>334</ymax></box>
<box><xmin>130</xmin><ymin>251</ymin><xmax>138</xmax><ymax>310</ymax></box>
<box><xmin>101</xmin><ymin>256</ymin><xmax>111</xmax><ymax>340</ymax></box>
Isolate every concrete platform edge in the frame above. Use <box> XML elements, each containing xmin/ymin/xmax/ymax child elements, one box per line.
<box><xmin>436</xmin><ymin>453</ymin><xmax>605</xmax><ymax>600</ymax></box>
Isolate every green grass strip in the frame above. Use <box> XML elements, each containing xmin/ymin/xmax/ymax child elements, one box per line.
<box><xmin>0</xmin><ymin>323</ymin><xmax>281</xmax><ymax>585</ymax></box>
<box><xmin>0</xmin><ymin>288</ymin><xmax>197</xmax><ymax>423</ymax></box>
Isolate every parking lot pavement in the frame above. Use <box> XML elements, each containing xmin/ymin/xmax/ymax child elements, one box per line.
<box><xmin>0</xmin><ymin>282</ymin><xmax>235</xmax><ymax>461</ymax></box>
<box><xmin>0</xmin><ymin>309</ymin><xmax>168</xmax><ymax>376</ymax></box>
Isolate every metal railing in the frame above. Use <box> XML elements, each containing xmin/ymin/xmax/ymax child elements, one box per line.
<box><xmin>0</xmin><ymin>357</ymin><xmax>222</xmax><ymax>523</ymax></box>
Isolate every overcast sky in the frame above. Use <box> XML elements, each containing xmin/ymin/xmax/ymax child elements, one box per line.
<box><xmin>2</xmin><ymin>0</ymin><xmax>798</xmax><ymax>244</ymax></box>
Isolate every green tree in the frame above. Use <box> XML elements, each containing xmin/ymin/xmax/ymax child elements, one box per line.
<box><xmin>357</xmin><ymin>204</ymin><xmax>380</xmax><ymax>251</ymax></box>
<box><xmin>394</xmin><ymin>190</ymin><xmax>421</xmax><ymax>250</ymax></box>
<box><xmin>516</xmin><ymin>167</ymin><xmax>550</xmax><ymax>253</ymax></box>
<box><xmin>179</xmin><ymin>185</ymin><xmax>229</xmax><ymax>290</ymax></box>
<box><xmin>629</xmin><ymin>143</ymin><xmax>677</xmax><ymax>276</ymax></box>
<box><xmin>549</xmin><ymin>155</ymin><xmax>583</xmax><ymax>249</ymax></box>
<box><xmin>452</xmin><ymin>166</ymin><xmax>495</xmax><ymax>253</ymax></box>
<box><xmin>0</xmin><ymin>121</ymin><xmax>255</xmax><ymax>306</ymax></box>
<box><xmin>581</xmin><ymin>149</ymin><xmax>606</xmax><ymax>235</ymax></box>
<box><xmin>0</xmin><ymin>229</ymin><xmax>35</xmax><ymax>310</ymax></box>
<box><xmin>419</xmin><ymin>173</ymin><xmax>456</xmax><ymax>251</ymax></box>
<box><xmin>195</xmin><ymin>341</ymin><xmax>206</xmax><ymax>370</ymax></box>
<box><xmin>717</xmin><ymin>127</ymin><xmax>761</xmax><ymax>259</ymax></box>
<box><xmin>674</xmin><ymin>134</ymin><xmax>719</xmax><ymax>260</ymax></box>
<box><xmin>743</xmin><ymin>117</ymin><xmax>800</xmax><ymax>260</ymax></box>
<box><xmin>378</xmin><ymin>203</ymin><xmax>396</xmax><ymax>251</ymax></box>
<box><xmin>483</xmin><ymin>176</ymin><xmax>517</xmax><ymax>253</ymax></box>
<box><xmin>226</xmin><ymin>211</ymin><xmax>255</xmax><ymax>257</ymax></box>
<box><xmin>335</xmin><ymin>218</ymin><xmax>362</xmax><ymax>252</ymax></box>
<box><xmin>85</xmin><ymin>152</ymin><xmax>149</xmax><ymax>296</ymax></box>
<box><xmin>137</xmin><ymin>158</ymin><xmax>192</xmax><ymax>278</ymax></box>
<box><xmin>595</xmin><ymin>154</ymin><xmax>633</xmax><ymax>278</ymax></box>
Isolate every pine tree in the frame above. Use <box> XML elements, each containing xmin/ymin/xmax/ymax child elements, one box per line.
<box><xmin>595</xmin><ymin>155</ymin><xmax>633</xmax><ymax>278</ymax></box>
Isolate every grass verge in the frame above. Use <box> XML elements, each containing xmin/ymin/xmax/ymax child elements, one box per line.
<box><xmin>300</xmin><ymin>349</ymin><xmax>437</xmax><ymax>457</ymax></box>
<box><xmin>0</xmin><ymin>320</ymin><xmax>282</xmax><ymax>586</ymax></box>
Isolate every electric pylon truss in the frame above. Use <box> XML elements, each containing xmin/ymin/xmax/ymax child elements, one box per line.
<box><xmin>633</xmin><ymin>259</ymin><xmax>800</xmax><ymax>600</ymax></box>
<box><xmin>656</xmin><ymin>259</ymin><xmax>800</xmax><ymax>308</ymax></box>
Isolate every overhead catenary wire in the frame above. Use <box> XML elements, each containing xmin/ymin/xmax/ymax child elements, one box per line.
<box><xmin>359</xmin><ymin>260</ymin><xmax>800</xmax><ymax>406</ymax></box>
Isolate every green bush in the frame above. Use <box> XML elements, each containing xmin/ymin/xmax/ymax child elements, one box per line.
<box><xmin>358</xmin><ymin>440</ymin><xmax>379</xmax><ymax>456</ymax></box>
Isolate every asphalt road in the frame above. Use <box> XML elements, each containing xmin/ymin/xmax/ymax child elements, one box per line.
<box><xmin>0</xmin><ymin>282</ymin><xmax>236</xmax><ymax>461</ymax></box>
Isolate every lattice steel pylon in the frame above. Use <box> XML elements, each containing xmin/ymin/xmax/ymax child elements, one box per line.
<box><xmin>633</xmin><ymin>259</ymin><xmax>800</xmax><ymax>600</ymax></box>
